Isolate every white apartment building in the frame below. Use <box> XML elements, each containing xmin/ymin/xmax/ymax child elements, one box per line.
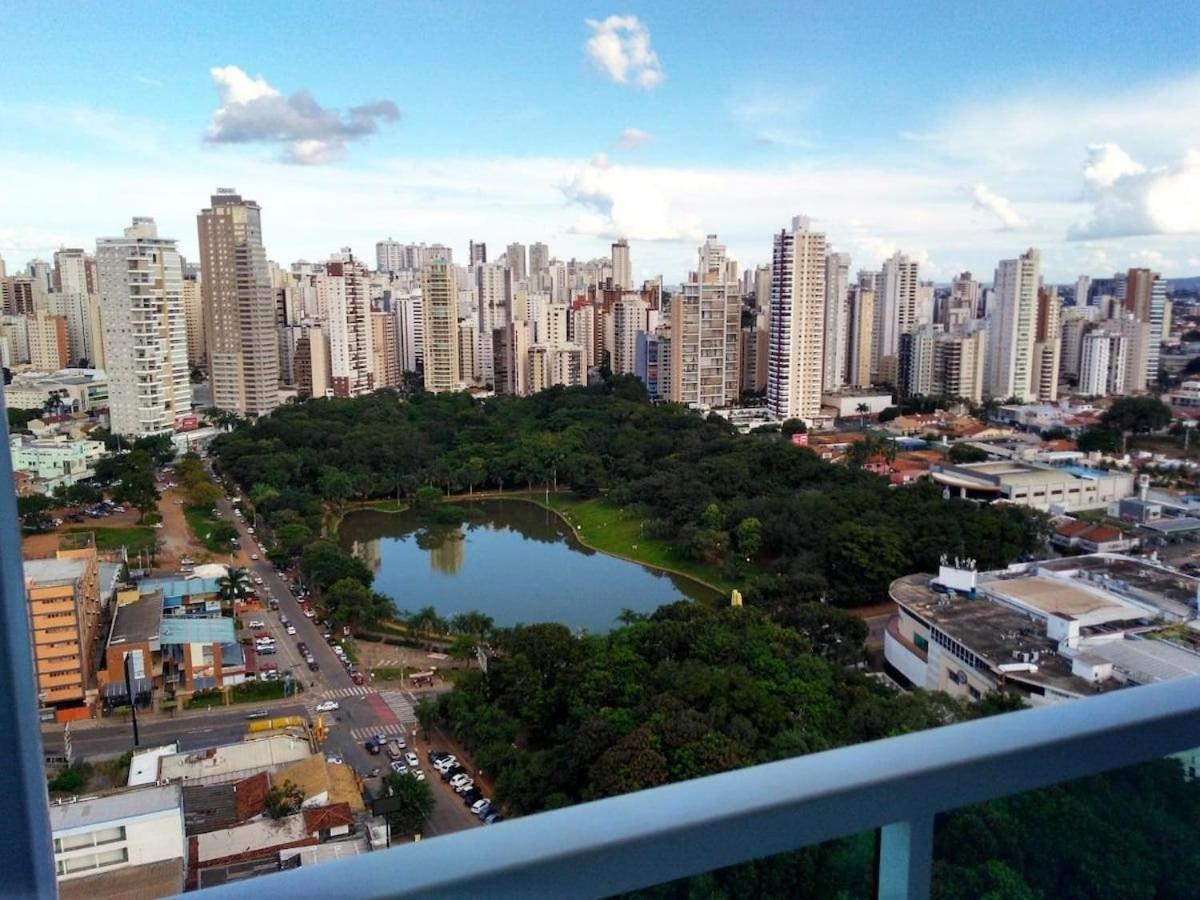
<box><xmin>986</xmin><ymin>248</ymin><xmax>1040</xmax><ymax>401</ymax></box>
<box><xmin>421</xmin><ymin>259</ymin><xmax>460</xmax><ymax>392</ymax></box>
<box><xmin>318</xmin><ymin>253</ymin><xmax>374</xmax><ymax>397</ymax></box>
<box><xmin>197</xmin><ymin>190</ymin><xmax>279</xmax><ymax>417</ymax></box>
<box><xmin>823</xmin><ymin>251</ymin><xmax>850</xmax><ymax>391</ymax></box>
<box><xmin>670</xmin><ymin>235</ymin><xmax>741</xmax><ymax>409</ymax></box>
<box><xmin>476</xmin><ymin>263</ymin><xmax>511</xmax><ymax>385</ymax></box>
<box><xmin>872</xmin><ymin>252</ymin><xmax>919</xmax><ymax>383</ymax></box>
<box><xmin>96</xmin><ymin>218</ymin><xmax>192</xmax><ymax>437</ymax></box>
<box><xmin>611</xmin><ymin>239</ymin><xmax>632</xmax><ymax>290</ymax></box>
<box><xmin>1078</xmin><ymin>329</ymin><xmax>1127</xmax><ymax>397</ymax></box>
<box><xmin>767</xmin><ymin>215</ymin><xmax>826</xmax><ymax>422</ymax></box>
<box><xmin>611</xmin><ymin>293</ymin><xmax>648</xmax><ymax>376</ymax></box>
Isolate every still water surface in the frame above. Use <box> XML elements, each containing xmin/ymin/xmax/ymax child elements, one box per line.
<box><xmin>338</xmin><ymin>499</ymin><xmax>718</xmax><ymax>633</ymax></box>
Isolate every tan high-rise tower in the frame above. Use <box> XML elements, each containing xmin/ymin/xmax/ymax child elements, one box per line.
<box><xmin>767</xmin><ymin>215</ymin><xmax>826</xmax><ymax>421</ymax></box>
<box><xmin>421</xmin><ymin>259</ymin><xmax>460</xmax><ymax>392</ymax></box>
<box><xmin>197</xmin><ymin>189</ymin><xmax>279</xmax><ymax>417</ymax></box>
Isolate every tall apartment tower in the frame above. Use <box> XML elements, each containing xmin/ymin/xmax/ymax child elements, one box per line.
<box><xmin>823</xmin><ymin>251</ymin><xmax>851</xmax><ymax>391</ymax></box>
<box><xmin>319</xmin><ymin>253</ymin><xmax>374</xmax><ymax>397</ymax></box>
<box><xmin>421</xmin><ymin>259</ymin><xmax>460</xmax><ymax>392</ymax></box>
<box><xmin>197</xmin><ymin>189</ymin><xmax>279</xmax><ymax>417</ymax></box>
<box><xmin>376</xmin><ymin>238</ymin><xmax>406</xmax><ymax>273</ymax></box>
<box><xmin>670</xmin><ymin>235</ymin><xmax>742</xmax><ymax>409</ymax></box>
<box><xmin>1125</xmin><ymin>268</ymin><xmax>1167</xmax><ymax>387</ymax></box>
<box><xmin>872</xmin><ymin>252</ymin><xmax>919</xmax><ymax>384</ymax></box>
<box><xmin>611</xmin><ymin>239</ymin><xmax>632</xmax><ymax>290</ymax></box>
<box><xmin>753</xmin><ymin>265</ymin><xmax>772</xmax><ymax>318</ymax></box>
<box><xmin>181</xmin><ymin>272</ymin><xmax>206</xmax><ymax>368</ymax></box>
<box><xmin>611</xmin><ymin>292</ymin><xmax>648</xmax><ymax>375</ymax></box>
<box><xmin>469</xmin><ymin>241</ymin><xmax>487</xmax><ymax>265</ymax></box>
<box><xmin>96</xmin><ymin>218</ymin><xmax>191</xmax><ymax>436</ymax></box>
<box><xmin>505</xmin><ymin>243</ymin><xmax>527</xmax><ymax>281</ymax></box>
<box><xmin>1079</xmin><ymin>330</ymin><xmax>1128</xmax><ymax>396</ymax></box>
<box><xmin>27</xmin><ymin>311</ymin><xmax>68</xmax><ymax>370</ymax></box>
<box><xmin>766</xmin><ymin>215</ymin><xmax>826</xmax><ymax>422</ymax></box>
<box><xmin>1033</xmin><ymin>286</ymin><xmax>1061</xmax><ymax>402</ymax></box>
<box><xmin>476</xmin><ymin>263</ymin><xmax>512</xmax><ymax>385</ymax></box>
<box><xmin>528</xmin><ymin>242</ymin><xmax>550</xmax><ymax>275</ymax></box>
<box><xmin>985</xmin><ymin>248</ymin><xmax>1040</xmax><ymax>401</ymax></box>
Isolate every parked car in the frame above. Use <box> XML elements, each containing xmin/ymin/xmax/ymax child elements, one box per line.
<box><xmin>365</xmin><ymin>740</ymin><xmax>381</xmax><ymax>755</ymax></box>
<box><xmin>245</xmin><ymin>709</ymin><xmax>269</xmax><ymax>720</ymax></box>
<box><xmin>315</xmin><ymin>700</ymin><xmax>340</xmax><ymax>713</ymax></box>
<box><xmin>483</xmin><ymin>813</ymin><xmax>503</xmax><ymax>825</ymax></box>
<box><xmin>404</xmin><ymin>752</ymin><xmax>419</xmax><ymax>768</ymax></box>
<box><xmin>248</xmin><ymin>619</ymin><xmax>265</xmax><ymax>629</ymax></box>
<box><xmin>250</xmin><ymin>553</ymin><xmax>259</xmax><ymax>560</ymax></box>
<box><xmin>453</xmin><ymin>780</ymin><xmax>475</xmax><ymax>795</ymax></box>
<box><xmin>461</xmin><ymin>788</ymin><xmax>482</xmax><ymax>806</ymax></box>
<box><xmin>352</xmin><ymin>671</ymin><xmax>366</xmax><ymax>685</ymax></box>
<box><xmin>449</xmin><ymin>773</ymin><xmax>473</xmax><ymax>789</ymax></box>
<box><xmin>390</xmin><ymin>761</ymin><xmax>408</xmax><ymax>774</ymax></box>
<box><xmin>285</xmin><ymin>625</ymin><xmax>296</xmax><ymax>635</ymax></box>
<box><xmin>307</xmin><ymin>660</ymin><xmax>319</xmax><ymax>671</ymax></box>
<box><xmin>471</xmin><ymin>799</ymin><xmax>491</xmax><ymax>817</ymax></box>
<box><xmin>326</xmin><ymin>754</ymin><xmax>344</xmax><ymax>765</ymax></box>
<box><xmin>409</xmin><ymin>770</ymin><xmax>426</xmax><ymax>782</ymax></box>
<box><xmin>386</xmin><ymin>741</ymin><xmax>404</xmax><ymax>761</ymax></box>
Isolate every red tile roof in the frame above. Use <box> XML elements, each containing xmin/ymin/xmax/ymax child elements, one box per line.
<box><xmin>303</xmin><ymin>802</ymin><xmax>355</xmax><ymax>834</ymax></box>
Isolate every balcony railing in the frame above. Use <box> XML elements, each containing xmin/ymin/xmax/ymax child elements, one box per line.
<box><xmin>194</xmin><ymin>675</ymin><xmax>1200</xmax><ymax>900</ymax></box>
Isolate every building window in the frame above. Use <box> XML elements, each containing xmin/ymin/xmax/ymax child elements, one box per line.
<box><xmin>914</xmin><ymin>634</ymin><xmax>929</xmax><ymax>652</ymax></box>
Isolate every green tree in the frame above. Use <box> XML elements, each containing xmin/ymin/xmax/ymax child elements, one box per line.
<box><xmin>217</xmin><ymin>566</ymin><xmax>252</xmax><ymax>607</ymax></box>
<box><xmin>300</xmin><ymin>540</ymin><xmax>373</xmax><ymax>591</ymax></box>
<box><xmin>734</xmin><ymin>517</ymin><xmax>762</xmax><ymax>557</ymax></box>
<box><xmin>407</xmin><ymin>605</ymin><xmax>448</xmax><ymax>638</ymax></box>
<box><xmin>111</xmin><ymin>450</ymin><xmax>159</xmax><ymax>521</ymax></box>
<box><xmin>1102</xmin><ymin>395</ymin><xmax>1173</xmax><ymax>451</ymax></box>
<box><xmin>1077</xmin><ymin>427</ymin><xmax>1123</xmax><ymax>453</ymax></box>
<box><xmin>380</xmin><ymin>771</ymin><xmax>435</xmax><ymax>837</ymax></box>
<box><xmin>450</xmin><ymin>610</ymin><xmax>494</xmax><ymax>638</ymax></box>
<box><xmin>948</xmin><ymin>443</ymin><xmax>989</xmax><ymax>463</ymax></box>
<box><xmin>265</xmin><ymin>779</ymin><xmax>305</xmax><ymax>818</ymax></box>
<box><xmin>325</xmin><ymin>578</ymin><xmax>391</xmax><ymax>628</ymax></box>
<box><xmin>449</xmin><ymin>633</ymin><xmax>478</xmax><ymax>667</ymax></box>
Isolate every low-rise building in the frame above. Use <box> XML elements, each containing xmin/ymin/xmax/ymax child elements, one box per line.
<box><xmin>930</xmin><ymin>459</ymin><xmax>1135</xmax><ymax>512</ymax></box>
<box><xmin>886</xmin><ymin>555</ymin><xmax>1200</xmax><ymax>707</ymax></box>
<box><xmin>49</xmin><ymin>784</ymin><xmax>186</xmax><ymax>897</ymax></box>
<box><xmin>9</xmin><ymin>432</ymin><xmax>106</xmax><ymax>494</ymax></box>
<box><xmin>3</xmin><ymin>367</ymin><xmax>108</xmax><ymax>413</ymax></box>
<box><xmin>820</xmin><ymin>390</ymin><xmax>893</xmax><ymax>419</ymax></box>
<box><xmin>157</xmin><ymin>734</ymin><xmax>314</xmax><ymax>785</ymax></box>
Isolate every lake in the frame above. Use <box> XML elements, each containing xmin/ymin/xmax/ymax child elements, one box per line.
<box><xmin>338</xmin><ymin>499</ymin><xmax>720</xmax><ymax>633</ymax></box>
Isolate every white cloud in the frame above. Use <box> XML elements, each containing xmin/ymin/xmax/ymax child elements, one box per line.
<box><xmin>584</xmin><ymin>16</ymin><xmax>664</xmax><ymax>88</ymax></box>
<box><xmin>205</xmin><ymin>65</ymin><xmax>400</xmax><ymax>165</ymax></box>
<box><xmin>967</xmin><ymin>183</ymin><xmax>1027</xmax><ymax>229</ymax></box>
<box><xmin>561</xmin><ymin>155</ymin><xmax>702</xmax><ymax>242</ymax></box>
<box><xmin>616</xmin><ymin>127</ymin><xmax>654</xmax><ymax>149</ymax></box>
<box><xmin>1070</xmin><ymin>145</ymin><xmax>1200</xmax><ymax>239</ymax></box>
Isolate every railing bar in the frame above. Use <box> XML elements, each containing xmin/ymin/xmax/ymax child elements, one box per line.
<box><xmin>877</xmin><ymin>818</ymin><xmax>933</xmax><ymax>900</ymax></box>
<box><xmin>191</xmin><ymin>675</ymin><xmax>1200</xmax><ymax>899</ymax></box>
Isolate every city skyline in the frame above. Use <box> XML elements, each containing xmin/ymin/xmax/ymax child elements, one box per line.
<box><xmin>4</xmin><ymin>2</ymin><xmax>1200</xmax><ymax>281</ymax></box>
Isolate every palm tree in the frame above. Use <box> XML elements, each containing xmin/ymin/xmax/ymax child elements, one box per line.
<box><xmin>408</xmin><ymin>605</ymin><xmax>448</xmax><ymax>639</ymax></box>
<box><xmin>449</xmin><ymin>610</ymin><xmax>494</xmax><ymax>638</ymax></box>
<box><xmin>217</xmin><ymin>566</ymin><xmax>252</xmax><ymax>608</ymax></box>
<box><xmin>856</xmin><ymin>402</ymin><xmax>870</xmax><ymax>428</ymax></box>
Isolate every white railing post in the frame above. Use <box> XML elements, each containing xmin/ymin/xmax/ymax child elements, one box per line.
<box><xmin>877</xmin><ymin>817</ymin><xmax>934</xmax><ymax>900</ymax></box>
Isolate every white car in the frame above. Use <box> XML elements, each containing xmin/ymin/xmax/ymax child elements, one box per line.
<box><xmin>449</xmin><ymin>773</ymin><xmax>473</xmax><ymax>789</ymax></box>
<box><xmin>315</xmin><ymin>700</ymin><xmax>340</xmax><ymax>713</ymax></box>
<box><xmin>285</xmin><ymin>625</ymin><xmax>296</xmax><ymax>635</ymax></box>
<box><xmin>409</xmin><ymin>770</ymin><xmax>426</xmax><ymax>781</ymax></box>
<box><xmin>433</xmin><ymin>756</ymin><xmax>458</xmax><ymax>773</ymax></box>
<box><xmin>250</xmin><ymin>553</ymin><xmax>259</xmax><ymax>560</ymax></box>
<box><xmin>404</xmin><ymin>752</ymin><xmax>419</xmax><ymax>768</ymax></box>
<box><xmin>253</xmin><ymin>576</ymin><xmax>264</xmax><ymax>585</ymax></box>
<box><xmin>248</xmin><ymin>620</ymin><xmax>265</xmax><ymax>629</ymax></box>
<box><xmin>471</xmin><ymin>799</ymin><xmax>491</xmax><ymax>816</ymax></box>
<box><xmin>247</xmin><ymin>527</ymin><xmax>255</xmax><ymax>534</ymax></box>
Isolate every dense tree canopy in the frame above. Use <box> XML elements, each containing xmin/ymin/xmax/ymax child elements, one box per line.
<box><xmin>211</xmin><ymin>383</ymin><xmax>1045</xmax><ymax>614</ymax></box>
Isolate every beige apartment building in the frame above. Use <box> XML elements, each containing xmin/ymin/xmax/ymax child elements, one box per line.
<box><xmin>420</xmin><ymin>259</ymin><xmax>460</xmax><ymax>392</ymax></box>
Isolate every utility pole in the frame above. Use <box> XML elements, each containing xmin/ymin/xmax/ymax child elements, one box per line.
<box><xmin>124</xmin><ymin>652</ymin><xmax>140</xmax><ymax>747</ymax></box>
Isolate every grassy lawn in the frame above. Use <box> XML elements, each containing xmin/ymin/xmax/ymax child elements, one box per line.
<box><xmin>184</xmin><ymin>505</ymin><xmax>239</xmax><ymax>553</ymax></box>
<box><xmin>534</xmin><ymin>493</ymin><xmax>736</xmax><ymax>595</ymax></box>
<box><xmin>354</xmin><ymin>499</ymin><xmax>409</xmax><ymax>513</ymax></box>
<box><xmin>67</xmin><ymin>525</ymin><xmax>156</xmax><ymax>556</ymax></box>
<box><xmin>369</xmin><ymin>667</ymin><xmax>406</xmax><ymax>681</ymax></box>
<box><xmin>186</xmin><ymin>678</ymin><xmax>299</xmax><ymax>708</ymax></box>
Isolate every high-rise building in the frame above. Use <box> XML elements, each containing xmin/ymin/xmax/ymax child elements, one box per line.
<box><xmin>458</xmin><ymin>322</ymin><xmax>480</xmax><ymax>382</ymax></box>
<box><xmin>197</xmin><ymin>189</ymin><xmax>279</xmax><ymax>416</ymax></box>
<box><xmin>872</xmin><ymin>252</ymin><xmax>919</xmax><ymax>384</ymax></box>
<box><xmin>1111</xmin><ymin>315</ymin><xmax>1148</xmax><ymax>393</ymax></box>
<box><xmin>985</xmin><ymin>248</ymin><xmax>1040</xmax><ymax>401</ymax></box>
<box><xmin>27</xmin><ymin>311</ymin><xmax>68</xmax><ymax>370</ymax></box>
<box><xmin>1059</xmin><ymin>306</ymin><xmax>1099</xmax><ymax>382</ymax></box>
<box><xmin>476</xmin><ymin>263</ymin><xmax>512</xmax><ymax>385</ymax></box>
<box><xmin>96</xmin><ymin>218</ymin><xmax>191</xmax><ymax>436</ymax></box>
<box><xmin>847</xmin><ymin>283</ymin><xmax>876</xmax><ymax>388</ymax></box>
<box><xmin>951</xmin><ymin>272</ymin><xmax>980</xmax><ymax>318</ymax></box>
<box><xmin>376</xmin><ymin>238</ymin><xmax>405</xmax><ymax>273</ymax></box>
<box><xmin>505</xmin><ymin>243</ymin><xmax>527</xmax><ymax>281</ymax></box>
<box><xmin>529</xmin><ymin>242</ymin><xmax>549</xmax><ymax>275</ymax></box>
<box><xmin>396</xmin><ymin>290</ymin><xmax>423</xmax><ymax>373</ymax></box>
<box><xmin>934</xmin><ymin>330</ymin><xmax>986</xmax><ymax>404</ymax></box>
<box><xmin>319</xmin><ymin>253</ymin><xmax>374</xmax><ymax>397</ymax></box>
<box><xmin>611</xmin><ymin>239</ymin><xmax>632</xmax><ymax>290</ymax></box>
<box><xmin>421</xmin><ymin>259</ymin><xmax>460</xmax><ymax>392</ymax></box>
<box><xmin>24</xmin><ymin>544</ymin><xmax>101</xmax><ymax>716</ymax></box>
<box><xmin>753</xmin><ymin>265</ymin><xmax>772</xmax><ymax>318</ymax></box>
<box><xmin>48</xmin><ymin>290</ymin><xmax>96</xmax><ymax>366</ymax></box>
<box><xmin>2</xmin><ymin>276</ymin><xmax>36</xmax><ymax>316</ymax></box>
<box><xmin>181</xmin><ymin>272</ymin><xmax>205</xmax><ymax>369</ymax></box>
<box><xmin>53</xmin><ymin>248</ymin><xmax>94</xmax><ymax>295</ymax></box>
<box><xmin>1123</xmin><ymin>269</ymin><xmax>1167</xmax><ymax>387</ymax></box>
<box><xmin>767</xmin><ymin>215</ymin><xmax>826</xmax><ymax>422</ymax></box>
<box><xmin>1075</xmin><ymin>275</ymin><xmax>1092</xmax><ymax>308</ymax></box>
<box><xmin>611</xmin><ymin>292</ymin><xmax>648</xmax><ymax>375</ymax></box>
<box><xmin>670</xmin><ymin>235</ymin><xmax>741</xmax><ymax>409</ymax></box>
<box><xmin>536</xmin><ymin>303</ymin><xmax>569</xmax><ymax>349</ymax></box>
<box><xmin>293</xmin><ymin>324</ymin><xmax>331</xmax><ymax>398</ymax></box>
<box><xmin>469</xmin><ymin>240</ymin><xmax>487</xmax><ymax>265</ymax></box>
<box><xmin>493</xmin><ymin>321</ymin><xmax>531</xmax><ymax>395</ymax></box>
<box><xmin>898</xmin><ymin>326</ymin><xmax>937</xmax><ymax>399</ymax></box>
<box><xmin>740</xmin><ymin>325</ymin><xmax>768</xmax><ymax>394</ymax></box>
<box><xmin>823</xmin><ymin>252</ymin><xmax>851</xmax><ymax>391</ymax></box>
<box><xmin>1078</xmin><ymin>329</ymin><xmax>1127</xmax><ymax>396</ymax></box>
<box><xmin>1033</xmin><ymin>286</ymin><xmax>1061</xmax><ymax>402</ymax></box>
<box><xmin>569</xmin><ymin>302</ymin><xmax>597</xmax><ymax>371</ymax></box>
<box><xmin>371</xmin><ymin>310</ymin><xmax>401</xmax><ymax>389</ymax></box>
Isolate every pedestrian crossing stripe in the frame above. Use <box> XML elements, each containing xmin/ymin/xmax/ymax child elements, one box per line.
<box><xmin>322</xmin><ymin>686</ymin><xmax>371</xmax><ymax>699</ymax></box>
<box><xmin>350</xmin><ymin>724</ymin><xmax>411</xmax><ymax>740</ymax></box>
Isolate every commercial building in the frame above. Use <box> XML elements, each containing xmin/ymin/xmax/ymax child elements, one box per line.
<box><xmin>96</xmin><ymin>218</ymin><xmax>191</xmax><ymax>437</ymax></box>
<box><xmin>198</xmin><ymin>190</ymin><xmax>279</xmax><ymax>417</ymax></box>
<box><xmin>767</xmin><ymin>215</ymin><xmax>826</xmax><ymax>422</ymax></box>
<box><xmin>670</xmin><ymin>235</ymin><xmax>741</xmax><ymax>409</ymax></box>
<box><xmin>420</xmin><ymin>259</ymin><xmax>459</xmax><ymax>392</ymax></box>
<box><xmin>3</xmin><ymin>368</ymin><xmax>109</xmax><ymax>414</ymax></box>
<box><xmin>820</xmin><ymin>390</ymin><xmax>893</xmax><ymax>418</ymax></box>
<box><xmin>24</xmin><ymin>544</ymin><xmax>101</xmax><ymax>720</ymax></box>
<box><xmin>10</xmin><ymin>433</ymin><xmax>106</xmax><ymax>494</ymax></box>
<box><xmin>49</xmin><ymin>784</ymin><xmax>185</xmax><ymax>895</ymax></box>
<box><xmin>930</xmin><ymin>459</ymin><xmax>1135</xmax><ymax>512</ymax></box>
<box><xmin>886</xmin><ymin>555</ymin><xmax>1200</xmax><ymax>706</ymax></box>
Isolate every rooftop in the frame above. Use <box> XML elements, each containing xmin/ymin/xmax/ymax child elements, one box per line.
<box><xmin>57</xmin><ymin>857</ymin><xmax>183</xmax><ymax>900</ymax></box>
<box><xmin>159</xmin><ymin>616</ymin><xmax>236</xmax><ymax>645</ymax></box>
<box><xmin>127</xmin><ymin>744</ymin><xmax>178</xmax><ymax>787</ymax></box>
<box><xmin>23</xmin><ymin>556</ymin><xmax>87</xmax><ymax>586</ymax></box>
<box><xmin>48</xmin><ymin>784</ymin><xmax>182</xmax><ymax>834</ymax></box>
<box><xmin>108</xmin><ymin>593</ymin><xmax>163</xmax><ymax>646</ymax></box>
<box><xmin>158</xmin><ymin>734</ymin><xmax>313</xmax><ymax>785</ymax></box>
<box><xmin>139</xmin><ymin>576</ymin><xmax>222</xmax><ymax>599</ymax></box>
<box><xmin>1035</xmin><ymin>555</ymin><xmax>1199</xmax><ymax>621</ymax></box>
<box><xmin>194</xmin><ymin>815</ymin><xmax>310</xmax><ymax>864</ymax></box>
<box><xmin>1080</xmin><ymin>638</ymin><xmax>1200</xmax><ymax>685</ymax></box>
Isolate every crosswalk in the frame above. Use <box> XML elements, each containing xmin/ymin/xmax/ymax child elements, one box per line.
<box><xmin>321</xmin><ymin>685</ymin><xmax>371</xmax><ymax>699</ymax></box>
<box><xmin>350</xmin><ymin>723</ymin><xmax>409</xmax><ymax>741</ymax></box>
<box><xmin>379</xmin><ymin>689</ymin><xmax>418</xmax><ymax>728</ymax></box>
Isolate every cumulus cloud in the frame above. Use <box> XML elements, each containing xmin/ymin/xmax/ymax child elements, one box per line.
<box><xmin>616</xmin><ymin>127</ymin><xmax>654</xmax><ymax>149</ymax></box>
<box><xmin>584</xmin><ymin>16</ymin><xmax>664</xmax><ymax>88</ymax></box>
<box><xmin>205</xmin><ymin>65</ymin><xmax>399</xmax><ymax>164</ymax></box>
<box><xmin>1070</xmin><ymin>144</ymin><xmax>1200</xmax><ymax>239</ymax></box>
<box><xmin>561</xmin><ymin>155</ymin><xmax>702</xmax><ymax>242</ymax></box>
<box><xmin>967</xmin><ymin>182</ymin><xmax>1027</xmax><ymax>229</ymax></box>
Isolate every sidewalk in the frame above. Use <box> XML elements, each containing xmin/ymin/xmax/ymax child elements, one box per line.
<box><xmin>42</xmin><ymin>690</ymin><xmax>308</xmax><ymax>732</ymax></box>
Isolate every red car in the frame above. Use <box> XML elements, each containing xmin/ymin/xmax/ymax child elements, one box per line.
<box><xmin>352</xmin><ymin>671</ymin><xmax>365</xmax><ymax>685</ymax></box>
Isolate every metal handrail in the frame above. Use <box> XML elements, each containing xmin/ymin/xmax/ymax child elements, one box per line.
<box><xmin>194</xmin><ymin>675</ymin><xmax>1200</xmax><ymax>899</ymax></box>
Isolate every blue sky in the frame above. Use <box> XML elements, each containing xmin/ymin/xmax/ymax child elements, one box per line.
<box><xmin>4</xmin><ymin>1</ymin><xmax>1200</xmax><ymax>281</ymax></box>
